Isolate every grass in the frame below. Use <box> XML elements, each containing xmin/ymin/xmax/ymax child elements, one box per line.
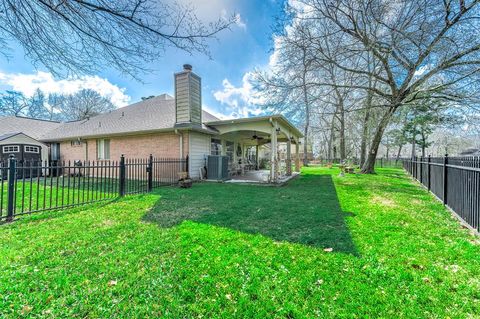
<box><xmin>0</xmin><ymin>177</ymin><xmax>117</xmax><ymax>218</ymax></box>
<box><xmin>0</xmin><ymin>177</ymin><xmax>149</xmax><ymax>218</ymax></box>
<box><xmin>0</xmin><ymin>167</ymin><xmax>479</xmax><ymax>318</ymax></box>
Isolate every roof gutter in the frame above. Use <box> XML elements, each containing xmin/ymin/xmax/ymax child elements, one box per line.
<box><xmin>39</xmin><ymin>126</ymin><xmax>219</xmax><ymax>143</ymax></box>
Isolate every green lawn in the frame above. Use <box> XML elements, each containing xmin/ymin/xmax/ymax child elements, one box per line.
<box><xmin>1</xmin><ymin>167</ymin><xmax>479</xmax><ymax>318</ymax></box>
<box><xmin>0</xmin><ymin>177</ymin><xmax>149</xmax><ymax>218</ymax></box>
<box><xmin>0</xmin><ymin>177</ymin><xmax>117</xmax><ymax>218</ymax></box>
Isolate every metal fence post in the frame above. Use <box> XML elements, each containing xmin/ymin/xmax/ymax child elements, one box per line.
<box><xmin>413</xmin><ymin>156</ymin><xmax>416</xmax><ymax>179</ymax></box>
<box><xmin>419</xmin><ymin>156</ymin><xmax>423</xmax><ymax>184</ymax></box>
<box><xmin>147</xmin><ymin>154</ymin><xmax>153</xmax><ymax>192</ymax></box>
<box><xmin>443</xmin><ymin>154</ymin><xmax>448</xmax><ymax>205</ymax></box>
<box><xmin>427</xmin><ymin>155</ymin><xmax>431</xmax><ymax>191</ymax></box>
<box><xmin>6</xmin><ymin>155</ymin><xmax>16</xmax><ymax>222</ymax></box>
<box><xmin>119</xmin><ymin>155</ymin><xmax>126</xmax><ymax>197</ymax></box>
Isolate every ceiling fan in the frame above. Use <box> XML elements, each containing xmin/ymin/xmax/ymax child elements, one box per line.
<box><xmin>251</xmin><ymin>131</ymin><xmax>264</xmax><ymax>140</ymax></box>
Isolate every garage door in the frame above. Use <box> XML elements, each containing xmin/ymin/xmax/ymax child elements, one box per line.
<box><xmin>1</xmin><ymin>144</ymin><xmax>42</xmax><ymax>178</ymax></box>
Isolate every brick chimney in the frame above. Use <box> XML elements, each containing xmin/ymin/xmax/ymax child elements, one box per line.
<box><xmin>174</xmin><ymin>64</ymin><xmax>202</xmax><ymax>126</ymax></box>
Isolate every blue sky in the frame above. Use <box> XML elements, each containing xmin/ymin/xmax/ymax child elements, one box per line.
<box><xmin>0</xmin><ymin>0</ymin><xmax>284</xmax><ymax>119</ymax></box>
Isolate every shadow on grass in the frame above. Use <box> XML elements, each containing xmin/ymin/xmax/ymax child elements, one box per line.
<box><xmin>144</xmin><ymin>173</ymin><xmax>359</xmax><ymax>255</ymax></box>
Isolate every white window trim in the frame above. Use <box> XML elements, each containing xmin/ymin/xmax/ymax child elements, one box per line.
<box><xmin>97</xmin><ymin>139</ymin><xmax>110</xmax><ymax>160</ymax></box>
<box><xmin>24</xmin><ymin>146</ymin><xmax>40</xmax><ymax>153</ymax></box>
<box><xmin>3</xmin><ymin>145</ymin><xmax>20</xmax><ymax>153</ymax></box>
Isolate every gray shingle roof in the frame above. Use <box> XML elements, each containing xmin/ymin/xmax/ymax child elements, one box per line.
<box><xmin>40</xmin><ymin>94</ymin><xmax>220</xmax><ymax>141</ymax></box>
<box><xmin>0</xmin><ymin>116</ymin><xmax>62</xmax><ymax>140</ymax></box>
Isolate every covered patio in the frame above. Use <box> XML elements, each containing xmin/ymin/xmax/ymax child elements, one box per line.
<box><xmin>206</xmin><ymin>115</ymin><xmax>303</xmax><ymax>183</ymax></box>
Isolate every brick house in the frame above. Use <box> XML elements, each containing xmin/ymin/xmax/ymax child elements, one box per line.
<box><xmin>2</xmin><ymin>65</ymin><xmax>303</xmax><ymax>181</ymax></box>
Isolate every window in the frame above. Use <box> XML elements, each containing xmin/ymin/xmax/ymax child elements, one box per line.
<box><xmin>211</xmin><ymin>138</ymin><xmax>222</xmax><ymax>156</ymax></box>
<box><xmin>24</xmin><ymin>146</ymin><xmax>40</xmax><ymax>153</ymax></box>
<box><xmin>71</xmin><ymin>140</ymin><xmax>82</xmax><ymax>147</ymax></box>
<box><xmin>50</xmin><ymin>143</ymin><xmax>60</xmax><ymax>161</ymax></box>
<box><xmin>2</xmin><ymin>145</ymin><xmax>19</xmax><ymax>153</ymax></box>
<box><xmin>96</xmin><ymin>139</ymin><xmax>110</xmax><ymax>160</ymax></box>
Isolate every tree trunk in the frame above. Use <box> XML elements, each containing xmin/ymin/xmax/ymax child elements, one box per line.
<box><xmin>303</xmin><ymin>123</ymin><xmax>309</xmax><ymax>166</ymax></box>
<box><xmin>411</xmin><ymin>133</ymin><xmax>416</xmax><ymax>159</ymax></box>
<box><xmin>360</xmin><ymin>74</ymin><xmax>374</xmax><ymax>167</ymax></box>
<box><xmin>331</xmin><ymin>84</ymin><xmax>346</xmax><ymax>161</ymax></box>
<box><xmin>360</xmin><ymin>107</ymin><xmax>396</xmax><ymax>174</ymax></box>
<box><xmin>395</xmin><ymin>145</ymin><xmax>403</xmax><ymax>163</ymax></box>
<box><xmin>420</xmin><ymin>131</ymin><xmax>426</xmax><ymax>157</ymax></box>
<box><xmin>302</xmin><ymin>75</ymin><xmax>310</xmax><ymax>167</ymax></box>
<box><xmin>339</xmin><ymin>103</ymin><xmax>346</xmax><ymax>160</ymax></box>
<box><xmin>327</xmin><ymin>115</ymin><xmax>335</xmax><ymax>160</ymax></box>
<box><xmin>359</xmin><ymin>108</ymin><xmax>370</xmax><ymax>167</ymax></box>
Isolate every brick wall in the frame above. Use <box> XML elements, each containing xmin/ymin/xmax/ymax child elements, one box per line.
<box><xmin>59</xmin><ymin>141</ymin><xmax>87</xmax><ymax>163</ymax></box>
<box><xmin>59</xmin><ymin>131</ymin><xmax>190</xmax><ymax>163</ymax></box>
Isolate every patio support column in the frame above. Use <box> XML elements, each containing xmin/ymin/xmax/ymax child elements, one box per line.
<box><xmin>286</xmin><ymin>139</ymin><xmax>292</xmax><ymax>176</ymax></box>
<box><xmin>270</xmin><ymin>123</ymin><xmax>278</xmax><ymax>182</ymax></box>
<box><xmin>295</xmin><ymin>142</ymin><xmax>300</xmax><ymax>172</ymax></box>
<box><xmin>255</xmin><ymin>145</ymin><xmax>259</xmax><ymax>170</ymax></box>
<box><xmin>233</xmin><ymin>141</ymin><xmax>237</xmax><ymax>163</ymax></box>
<box><xmin>221</xmin><ymin>139</ymin><xmax>226</xmax><ymax>156</ymax></box>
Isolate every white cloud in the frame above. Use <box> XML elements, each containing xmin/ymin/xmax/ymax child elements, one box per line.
<box><xmin>213</xmin><ymin>72</ymin><xmax>264</xmax><ymax>118</ymax></box>
<box><xmin>414</xmin><ymin>64</ymin><xmax>430</xmax><ymax>77</ymax></box>
<box><xmin>0</xmin><ymin>71</ymin><xmax>130</xmax><ymax>107</ymax></box>
<box><xmin>174</xmin><ymin>0</ymin><xmax>247</xmax><ymax>30</ymax></box>
<box><xmin>203</xmin><ymin>105</ymin><xmax>229</xmax><ymax>120</ymax></box>
<box><xmin>221</xmin><ymin>9</ymin><xmax>247</xmax><ymax>30</ymax></box>
<box><xmin>269</xmin><ymin>36</ymin><xmax>283</xmax><ymax>68</ymax></box>
<box><xmin>234</xmin><ymin>13</ymin><xmax>247</xmax><ymax>30</ymax></box>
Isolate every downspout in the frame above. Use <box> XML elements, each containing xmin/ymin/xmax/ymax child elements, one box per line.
<box><xmin>175</xmin><ymin>129</ymin><xmax>183</xmax><ymax>158</ymax></box>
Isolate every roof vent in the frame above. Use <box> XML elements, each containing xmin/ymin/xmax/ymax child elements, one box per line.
<box><xmin>183</xmin><ymin>64</ymin><xmax>193</xmax><ymax>71</ymax></box>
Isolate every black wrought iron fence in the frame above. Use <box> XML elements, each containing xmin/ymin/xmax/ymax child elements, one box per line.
<box><xmin>403</xmin><ymin>156</ymin><xmax>480</xmax><ymax>233</ymax></box>
<box><xmin>0</xmin><ymin>155</ymin><xmax>187</xmax><ymax>222</ymax></box>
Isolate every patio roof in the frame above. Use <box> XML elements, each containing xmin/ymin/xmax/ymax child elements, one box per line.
<box><xmin>207</xmin><ymin>115</ymin><xmax>303</xmax><ymax>183</ymax></box>
<box><xmin>206</xmin><ymin>115</ymin><xmax>303</xmax><ymax>142</ymax></box>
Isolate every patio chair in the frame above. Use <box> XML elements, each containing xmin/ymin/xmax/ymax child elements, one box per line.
<box><xmin>229</xmin><ymin>162</ymin><xmax>242</xmax><ymax>176</ymax></box>
<box><xmin>247</xmin><ymin>158</ymin><xmax>257</xmax><ymax>170</ymax></box>
<box><xmin>241</xmin><ymin>158</ymin><xmax>254</xmax><ymax>172</ymax></box>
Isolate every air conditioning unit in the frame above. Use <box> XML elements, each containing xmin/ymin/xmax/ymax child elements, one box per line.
<box><xmin>207</xmin><ymin>155</ymin><xmax>229</xmax><ymax>180</ymax></box>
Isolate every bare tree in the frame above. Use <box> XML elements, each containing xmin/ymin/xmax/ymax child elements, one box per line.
<box><xmin>254</xmin><ymin>22</ymin><xmax>319</xmax><ymax>166</ymax></box>
<box><xmin>47</xmin><ymin>93</ymin><xmax>65</xmax><ymax>121</ymax></box>
<box><xmin>0</xmin><ymin>1</ymin><xmax>235</xmax><ymax>78</ymax></box>
<box><xmin>0</xmin><ymin>91</ymin><xmax>28</xmax><ymax>116</ymax></box>
<box><xmin>28</xmin><ymin>89</ymin><xmax>49</xmax><ymax>119</ymax></box>
<box><xmin>297</xmin><ymin>0</ymin><xmax>480</xmax><ymax>173</ymax></box>
<box><xmin>57</xmin><ymin>89</ymin><xmax>116</xmax><ymax>121</ymax></box>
